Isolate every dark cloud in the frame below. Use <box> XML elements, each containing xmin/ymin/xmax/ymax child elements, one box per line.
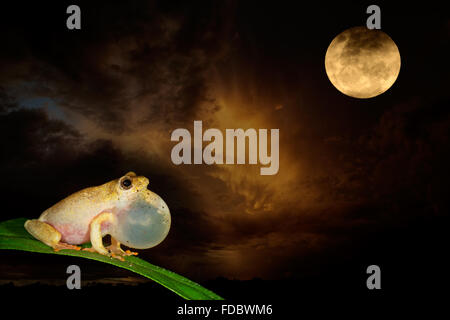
<box><xmin>344</xmin><ymin>27</ymin><xmax>388</xmax><ymax>52</ymax></box>
<box><xmin>0</xmin><ymin>1</ymin><xmax>235</xmax><ymax>132</ymax></box>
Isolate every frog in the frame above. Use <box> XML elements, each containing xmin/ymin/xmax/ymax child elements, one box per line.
<box><xmin>24</xmin><ymin>172</ymin><xmax>171</xmax><ymax>261</ymax></box>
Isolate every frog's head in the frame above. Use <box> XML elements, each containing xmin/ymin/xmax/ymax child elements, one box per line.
<box><xmin>112</xmin><ymin>172</ymin><xmax>171</xmax><ymax>249</ymax></box>
<box><xmin>116</xmin><ymin>171</ymin><xmax>149</xmax><ymax>198</ymax></box>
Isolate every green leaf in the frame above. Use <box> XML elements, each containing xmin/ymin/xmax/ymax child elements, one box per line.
<box><xmin>0</xmin><ymin>218</ymin><xmax>223</xmax><ymax>300</ymax></box>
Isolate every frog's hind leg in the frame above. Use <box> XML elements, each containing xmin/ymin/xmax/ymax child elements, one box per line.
<box><xmin>24</xmin><ymin>219</ymin><xmax>81</xmax><ymax>251</ymax></box>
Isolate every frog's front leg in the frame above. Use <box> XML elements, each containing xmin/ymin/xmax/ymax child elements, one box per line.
<box><xmin>24</xmin><ymin>219</ymin><xmax>81</xmax><ymax>251</ymax></box>
<box><xmin>107</xmin><ymin>237</ymin><xmax>138</xmax><ymax>260</ymax></box>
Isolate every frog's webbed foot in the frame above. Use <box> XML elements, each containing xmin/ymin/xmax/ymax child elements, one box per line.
<box><xmin>109</xmin><ymin>249</ymin><xmax>138</xmax><ymax>261</ymax></box>
<box><xmin>124</xmin><ymin>249</ymin><xmax>138</xmax><ymax>256</ymax></box>
<box><xmin>82</xmin><ymin>238</ymin><xmax>136</xmax><ymax>261</ymax></box>
<box><xmin>53</xmin><ymin>242</ymin><xmax>81</xmax><ymax>252</ymax></box>
<box><xmin>106</xmin><ymin>237</ymin><xmax>138</xmax><ymax>261</ymax></box>
<box><xmin>82</xmin><ymin>245</ymin><xmax>123</xmax><ymax>262</ymax></box>
<box><xmin>82</xmin><ymin>246</ymin><xmax>121</xmax><ymax>261</ymax></box>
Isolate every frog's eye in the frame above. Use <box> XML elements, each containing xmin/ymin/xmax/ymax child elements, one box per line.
<box><xmin>120</xmin><ymin>177</ymin><xmax>133</xmax><ymax>190</ymax></box>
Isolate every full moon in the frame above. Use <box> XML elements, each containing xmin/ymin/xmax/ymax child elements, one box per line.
<box><xmin>325</xmin><ymin>26</ymin><xmax>401</xmax><ymax>99</ymax></box>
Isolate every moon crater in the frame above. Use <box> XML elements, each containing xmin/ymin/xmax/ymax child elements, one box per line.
<box><xmin>325</xmin><ymin>26</ymin><xmax>401</xmax><ymax>99</ymax></box>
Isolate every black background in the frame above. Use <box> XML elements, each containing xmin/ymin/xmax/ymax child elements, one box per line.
<box><xmin>0</xmin><ymin>1</ymin><xmax>448</xmax><ymax>316</ymax></box>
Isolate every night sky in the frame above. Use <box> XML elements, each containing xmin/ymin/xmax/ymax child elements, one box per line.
<box><xmin>0</xmin><ymin>0</ymin><xmax>449</xmax><ymax>297</ymax></box>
